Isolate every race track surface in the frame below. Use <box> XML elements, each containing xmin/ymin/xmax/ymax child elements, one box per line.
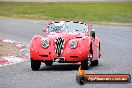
<box><xmin>0</xmin><ymin>18</ymin><xmax>132</xmax><ymax>88</ymax></box>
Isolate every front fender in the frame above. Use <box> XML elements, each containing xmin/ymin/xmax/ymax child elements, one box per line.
<box><xmin>30</xmin><ymin>35</ymin><xmax>42</xmax><ymax>59</ymax></box>
<box><xmin>63</xmin><ymin>36</ymin><xmax>91</xmax><ymax>61</ymax></box>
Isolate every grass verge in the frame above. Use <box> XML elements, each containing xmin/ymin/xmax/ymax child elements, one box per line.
<box><xmin>0</xmin><ymin>1</ymin><xmax>132</xmax><ymax>24</ymax></box>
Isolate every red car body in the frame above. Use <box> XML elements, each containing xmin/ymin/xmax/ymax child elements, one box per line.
<box><xmin>30</xmin><ymin>21</ymin><xmax>101</xmax><ymax>70</ymax></box>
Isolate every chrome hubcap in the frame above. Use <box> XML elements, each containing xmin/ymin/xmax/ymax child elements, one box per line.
<box><xmin>88</xmin><ymin>54</ymin><xmax>92</xmax><ymax>67</ymax></box>
<box><xmin>88</xmin><ymin>58</ymin><xmax>91</xmax><ymax>67</ymax></box>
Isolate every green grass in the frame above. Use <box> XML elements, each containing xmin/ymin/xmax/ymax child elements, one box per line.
<box><xmin>0</xmin><ymin>2</ymin><xmax>132</xmax><ymax>24</ymax></box>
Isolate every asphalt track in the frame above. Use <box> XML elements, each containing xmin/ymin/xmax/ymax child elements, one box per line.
<box><xmin>0</xmin><ymin>18</ymin><xmax>132</xmax><ymax>88</ymax></box>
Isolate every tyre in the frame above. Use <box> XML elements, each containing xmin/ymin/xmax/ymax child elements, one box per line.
<box><xmin>81</xmin><ymin>56</ymin><xmax>92</xmax><ymax>70</ymax></box>
<box><xmin>92</xmin><ymin>60</ymin><xmax>98</xmax><ymax>66</ymax></box>
<box><xmin>45</xmin><ymin>61</ymin><xmax>53</xmax><ymax>66</ymax></box>
<box><xmin>31</xmin><ymin>58</ymin><xmax>41</xmax><ymax>71</ymax></box>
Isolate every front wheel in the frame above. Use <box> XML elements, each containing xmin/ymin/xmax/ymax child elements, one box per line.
<box><xmin>31</xmin><ymin>58</ymin><xmax>41</xmax><ymax>71</ymax></box>
<box><xmin>81</xmin><ymin>56</ymin><xmax>92</xmax><ymax>70</ymax></box>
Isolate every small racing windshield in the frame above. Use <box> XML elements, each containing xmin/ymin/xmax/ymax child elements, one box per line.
<box><xmin>47</xmin><ymin>21</ymin><xmax>88</xmax><ymax>33</ymax></box>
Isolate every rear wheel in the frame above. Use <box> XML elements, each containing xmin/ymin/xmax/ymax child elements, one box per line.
<box><xmin>31</xmin><ymin>58</ymin><xmax>41</xmax><ymax>71</ymax></box>
<box><xmin>45</xmin><ymin>61</ymin><xmax>53</xmax><ymax>66</ymax></box>
<box><xmin>81</xmin><ymin>55</ymin><xmax>92</xmax><ymax>70</ymax></box>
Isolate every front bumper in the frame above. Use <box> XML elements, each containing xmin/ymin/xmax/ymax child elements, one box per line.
<box><xmin>30</xmin><ymin>48</ymin><xmax>88</xmax><ymax>62</ymax></box>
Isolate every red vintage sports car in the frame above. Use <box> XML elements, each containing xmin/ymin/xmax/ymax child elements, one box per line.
<box><xmin>30</xmin><ymin>21</ymin><xmax>101</xmax><ymax>70</ymax></box>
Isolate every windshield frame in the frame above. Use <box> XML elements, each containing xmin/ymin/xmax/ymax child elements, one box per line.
<box><xmin>47</xmin><ymin>21</ymin><xmax>88</xmax><ymax>33</ymax></box>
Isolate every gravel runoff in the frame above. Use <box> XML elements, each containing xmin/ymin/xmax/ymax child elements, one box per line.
<box><xmin>0</xmin><ymin>40</ymin><xmax>19</xmax><ymax>57</ymax></box>
<box><xmin>0</xmin><ymin>0</ymin><xmax>132</xmax><ymax>2</ymax></box>
<box><xmin>0</xmin><ymin>38</ymin><xmax>29</xmax><ymax>66</ymax></box>
<box><xmin>0</xmin><ymin>18</ymin><xmax>132</xmax><ymax>88</ymax></box>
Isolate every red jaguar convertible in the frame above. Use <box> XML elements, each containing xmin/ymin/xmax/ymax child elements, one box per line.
<box><xmin>30</xmin><ymin>21</ymin><xmax>101</xmax><ymax>70</ymax></box>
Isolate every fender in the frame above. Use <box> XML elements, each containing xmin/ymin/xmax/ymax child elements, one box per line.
<box><xmin>91</xmin><ymin>37</ymin><xmax>100</xmax><ymax>61</ymax></box>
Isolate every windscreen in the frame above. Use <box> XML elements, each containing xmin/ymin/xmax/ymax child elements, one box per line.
<box><xmin>48</xmin><ymin>21</ymin><xmax>88</xmax><ymax>33</ymax></box>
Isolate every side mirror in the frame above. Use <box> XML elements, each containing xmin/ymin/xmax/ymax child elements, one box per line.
<box><xmin>43</xmin><ymin>29</ymin><xmax>48</xmax><ymax>37</ymax></box>
<box><xmin>90</xmin><ymin>29</ymin><xmax>95</xmax><ymax>39</ymax></box>
<box><xmin>43</xmin><ymin>29</ymin><xmax>46</xmax><ymax>33</ymax></box>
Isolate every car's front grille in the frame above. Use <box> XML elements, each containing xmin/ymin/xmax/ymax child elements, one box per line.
<box><xmin>55</xmin><ymin>37</ymin><xmax>64</xmax><ymax>56</ymax></box>
<box><xmin>39</xmin><ymin>55</ymin><xmax>48</xmax><ymax>57</ymax></box>
<box><xmin>70</xmin><ymin>56</ymin><xmax>79</xmax><ymax>58</ymax></box>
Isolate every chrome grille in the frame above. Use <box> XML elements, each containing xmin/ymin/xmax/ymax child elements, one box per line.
<box><xmin>55</xmin><ymin>37</ymin><xmax>64</xmax><ymax>56</ymax></box>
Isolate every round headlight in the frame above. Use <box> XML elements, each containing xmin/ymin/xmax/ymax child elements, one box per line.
<box><xmin>69</xmin><ymin>40</ymin><xmax>77</xmax><ymax>49</ymax></box>
<box><xmin>41</xmin><ymin>39</ymin><xmax>49</xmax><ymax>48</ymax></box>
